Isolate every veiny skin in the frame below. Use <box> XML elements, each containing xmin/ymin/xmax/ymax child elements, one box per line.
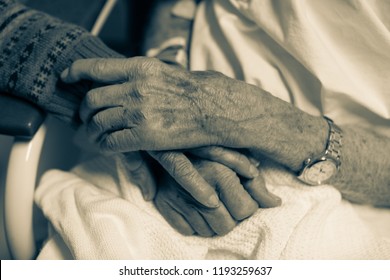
<box><xmin>62</xmin><ymin>57</ymin><xmax>390</xmax><ymax>236</ymax></box>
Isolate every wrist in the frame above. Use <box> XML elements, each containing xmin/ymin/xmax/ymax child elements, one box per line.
<box><xmin>240</xmin><ymin>101</ymin><xmax>329</xmax><ymax>172</ymax></box>
<box><xmin>289</xmin><ymin>115</ymin><xmax>330</xmax><ymax>172</ymax></box>
<box><xmin>297</xmin><ymin>117</ymin><xmax>343</xmax><ymax>185</ymax></box>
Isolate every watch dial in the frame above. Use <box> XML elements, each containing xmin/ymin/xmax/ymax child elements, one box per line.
<box><xmin>305</xmin><ymin>160</ymin><xmax>337</xmax><ymax>185</ymax></box>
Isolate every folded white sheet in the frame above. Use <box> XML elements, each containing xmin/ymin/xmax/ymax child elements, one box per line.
<box><xmin>35</xmin><ymin>155</ymin><xmax>390</xmax><ymax>260</ymax></box>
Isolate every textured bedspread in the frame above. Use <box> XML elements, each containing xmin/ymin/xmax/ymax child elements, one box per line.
<box><xmin>35</xmin><ymin>155</ymin><xmax>390</xmax><ymax>260</ymax></box>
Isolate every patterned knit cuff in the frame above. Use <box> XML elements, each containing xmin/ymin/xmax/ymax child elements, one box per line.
<box><xmin>47</xmin><ymin>34</ymin><xmax>126</xmax><ymax>126</ymax></box>
<box><xmin>61</xmin><ymin>35</ymin><xmax>124</xmax><ymax>67</ymax></box>
<box><xmin>0</xmin><ymin>0</ymin><xmax>17</xmax><ymax>11</ymax></box>
<box><xmin>0</xmin><ymin>0</ymin><xmax>125</xmax><ymax>127</ymax></box>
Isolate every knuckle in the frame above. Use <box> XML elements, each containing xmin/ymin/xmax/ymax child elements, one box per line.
<box><xmin>89</xmin><ymin>113</ymin><xmax>104</xmax><ymax>131</ymax></box>
<box><xmin>234</xmin><ymin>152</ymin><xmax>247</xmax><ymax>164</ymax></box>
<box><xmin>101</xmin><ymin>133</ymin><xmax>117</xmax><ymax>152</ymax></box>
<box><xmin>207</xmin><ymin>161</ymin><xmax>224</xmax><ymax>172</ymax></box>
<box><xmin>195</xmin><ymin>161</ymin><xmax>225</xmax><ymax>183</ymax></box>
<box><xmin>140</xmin><ymin>57</ymin><xmax>153</xmax><ymax>68</ymax></box>
<box><xmin>218</xmin><ymin>167</ymin><xmax>240</xmax><ymax>189</ymax></box>
<box><xmin>84</xmin><ymin>90</ymin><xmax>98</xmax><ymax>108</ymax></box>
<box><xmin>132</xmin><ymin>81</ymin><xmax>146</xmax><ymax>100</ymax></box>
<box><xmin>135</xmin><ymin>57</ymin><xmax>157</xmax><ymax>74</ymax></box>
<box><xmin>157</xmin><ymin>151</ymin><xmax>177</xmax><ymax>164</ymax></box>
<box><xmin>207</xmin><ymin>146</ymin><xmax>225</xmax><ymax>159</ymax></box>
<box><xmin>91</xmin><ymin>59</ymin><xmax>107</xmax><ymax>76</ymax></box>
<box><xmin>171</xmin><ymin>159</ymin><xmax>194</xmax><ymax>179</ymax></box>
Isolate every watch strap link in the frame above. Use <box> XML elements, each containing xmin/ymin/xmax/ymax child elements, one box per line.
<box><xmin>324</xmin><ymin>116</ymin><xmax>342</xmax><ymax>166</ymax></box>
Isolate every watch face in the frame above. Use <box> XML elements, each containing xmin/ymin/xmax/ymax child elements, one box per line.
<box><xmin>303</xmin><ymin>160</ymin><xmax>337</xmax><ymax>185</ymax></box>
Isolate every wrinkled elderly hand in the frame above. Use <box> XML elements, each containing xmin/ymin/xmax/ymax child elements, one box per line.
<box><xmin>154</xmin><ymin>158</ymin><xmax>280</xmax><ymax>236</ymax></box>
<box><xmin>121</xmin><ymin>146</ymin><xmax>280</xmax><ymax>208</ymax></box>
<box><xmin>61</xmin><ymin>56</ymin><xmax>328</xmax><ymax>172</ymax></box>
<box><xmin>68</xmin><ymin>57</ymin><xmax>277</xmax><ymax>209</ymax></box>
<box><xmin>61</xmin><ymin>57</ymin><xmax>283</xmax><ymax>234</ymax></box>
<box><xmin>148</xmin><ymin>146</ymin><xmax>263</xmax><ymax>207</ymax></box>
<box><xmin>118</xmin><ymin>146</ymin><xmax>281</xmax><ymax>236</ymax></box>
<box><xmin>119</xmin><ymin>147</ymin><xmax>281</xmax><ymax>236</ymax></box>
<box><xmin>61</xmin><ymin>57</ymin><xmax>268</xmax><ymax>152</ymax></box>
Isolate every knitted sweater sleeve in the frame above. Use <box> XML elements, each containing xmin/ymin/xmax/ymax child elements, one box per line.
<box><xmin>0</xmin><ymin>0</ymin><xmax>124</xmax><ymax>126</ymax></box>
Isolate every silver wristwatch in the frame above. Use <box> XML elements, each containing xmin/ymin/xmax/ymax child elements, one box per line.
<box><xmin>297</xmin><ymin>117</ymin><xmax>343</xmax><ymax>186</ymax></box>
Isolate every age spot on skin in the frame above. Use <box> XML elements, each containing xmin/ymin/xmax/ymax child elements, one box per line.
<box><xmin>161</xmin><ymin>108</ymin><xmax>176</xmax><ymax>129</ymax></box>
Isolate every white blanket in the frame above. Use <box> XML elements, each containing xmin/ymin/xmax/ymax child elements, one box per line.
<box><xmin>35</xmin><ymin>155</ymin><xmax>390</xmax><ymax>260</ymax></box>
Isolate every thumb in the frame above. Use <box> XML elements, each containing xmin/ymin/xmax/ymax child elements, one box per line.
<box><xmin>61</xmin><ymin>58</ymin><xmax>131</xmax><ymax>84</ymax></box>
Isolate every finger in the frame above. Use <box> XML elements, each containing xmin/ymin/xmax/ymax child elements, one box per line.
<box><xmin>247</xmin><ymin>155</ymin><xmax>261</xmax><ymax>168</ymax></box>
<box><xmin>149</xmin><ymin>151</ymin><xmax>220</xmax><ymax>208</ymax></box>
<box><xmin>79</xmin><ymin>83</ymin><xmax>133</xmax><ymax>123</ymax></box>
<box><xmin>154</xmin><ymin>199</ymin><xmax>195</xmax><ymax>236</ymax></box>
<box><xmin>85</xmin><ymin>107</ymin><xmax>144</xmax><ymax>144</ymax></box>
<box><xmin>216</xmin><ymin>171</ymin><xmax>258</xmax><ymax>221</ymax></box>
<box><xmin>155</xmin><ymin>171</ymin><xmax>213</xmax><ymax>236</ymax></box>
<box><xmin>61</xmin><ymin>58</ymin><xmax>134</xmax><ymax>84</ymax></box>
<box><xmin>61</xmin><ymin>57</ymin><xmax>170</xmax><ymax>84</ymax></box>
<box><xmin>99</xmin><ymin>128</ymin><xmax>143</xmax><ymax>152</ymax></box>
<box><xmin>198</xmin><ymin>203</ymin><xmax>237</xmax><ymax>236</ymax></box>
<box><xmin>168</xmin><ymin>198</ymin><xmax>214</xmax><ymax>237</ymax></box>
<box><xmin>189</xmin><ymin>146</ymin><xmax>259</xmax><ymax>179</ymax></box>
<box><xmin>242</xmin><ymin>174</ymin><xmax>282</xmax><ymax>208</ymax></box>
<box><xmin>121</xmin><ymin>152</ymin><xmax>157</xmax><ymax>200</ymax></box>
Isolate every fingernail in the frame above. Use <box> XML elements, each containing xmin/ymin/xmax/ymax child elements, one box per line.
<box><xmin>250</xmin><ymin>165</ymin><xmax>259</xmax><ymax>177</ymax></box>
<box><xmin>249</xmin><ymin>158</ymin><xmax>260</xmax><ymax>167</ymax></box>
<box><xmin>138</xmin><ymin>184</ymin><xmax>150</xmax><ymax>201</ymax></box>
<box><xmin>60</xmin><ymin>68</ymin><xmax>69</xmax><ymax>81</ymax></box>
<box><xmin>140</xmin><ymin>187</ymin><xmax>147</xmax><ymax>200</ymax></box>
<box><xmin>207</xmin><ymin>194</ymin><xmax>220</xmax><ymax>208</ymax></box>
<box><xmin>143</xmin><ymin>190</ymin><xmax>152</xmax><ymax>201</ymax></box>
<box><xmin>271</xmin><ymin>194</ymin><xmax>282</xmax><ymax>207</ymax></box>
